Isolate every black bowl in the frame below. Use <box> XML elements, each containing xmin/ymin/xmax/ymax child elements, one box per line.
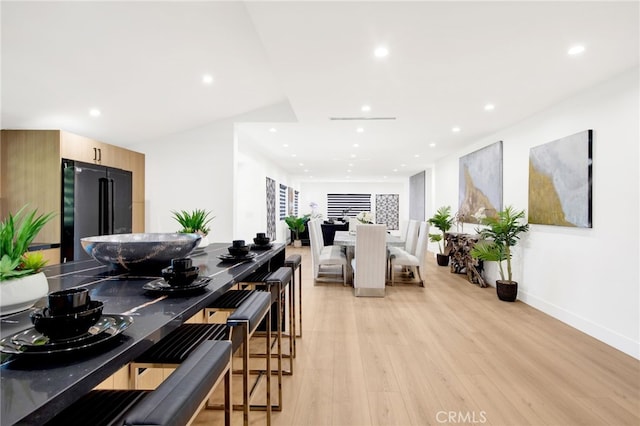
<box><xmin>161</xmin><ymin>265</ymin><xmax>200</xmax><ymax>286</ymax></box>
<box><xmin>253</xmin><ymin>236</ymin><xmax>271</xmax><ymax>246</ymax></box>
<box><xmin>228</xmin><ymin>245</ymin><xmax>251</xmax><ymax>257</ymax></box>
<box><xmin>30</xmin><ymin>300</ymin><xmax>104</xmax><ymax>340</ymax></box>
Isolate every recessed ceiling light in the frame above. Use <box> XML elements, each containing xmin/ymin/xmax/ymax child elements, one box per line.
<box><xmin>283</xmin><ymin>144</ymin><xmax>289</xmax><ymax>148</ymax></box>
<box><xmin>348</xmin><ymin>163</ymin><xmax>354</xmax><ymax>167</ymax></box>
<box><xmin>350</xmin><ymin>154</ymin><xmax>356</xmax><ymax>158</ymax></box>
<box><xmin>202</xmin><ymin>74</ymin><xmax>214</xmax><ymax>84</ymax></box>
<box><xmin>356</xmin><ymin>127</ymin><xmax>364</xmax><ymax>133</ymax></box>
<box><xmin>568</xmin><ymin>45</ymin><xmax>585</xmax><ymax>56</ymax></box>
<box><xmin>89</xmin><ymin>108</ymin><xmax>101</xmax><ymax>117</ymax></box>
<box><xmin>401</xmin><ymin>164</ymin><xmax>406</xmax><ymax>167</ymax></box>
<box><xmin>484</xmin><ymin>103</ymin><xmax>495</xmax><ymax>111</ymax></box>
<box><xmin>304</xmin><ymin>169</ymin><xmax>309</xmax><ymax>172</ymax></box>
<box><xmin>353</xmin><ymin>143</ymin><xmax>360</xmax><ymax>148</ymax></box>
<box><xmin>374</xmin><ymin>46</ymin><xmax>389</xmax><ymax>58</ymax></box>
<box><xmin>309</xmin><ymin>175</ymin><xmax>314</xmax><ymax>178</ymax></box>
<box><xmin>383</xmin><ymin>176</ymin><xmax>388</xmax><ymax>179</ymax></box>
<box><xmin>393</xmin><ymin>168</ymin><xmax>398</xmax><ymax>172</ymax></box>
<box><xmin>361</xmin><ymin>105</ymin><xmax>371</xmax><ymax>112</ymax></box>
<box><xmin>429</xmin><ymin>143</ymin><xmax>436</xmax><ymax>148</ymax></box>
<box><xmin>291</xmin><ymin>154</ymin><xmax>297</xmax><ymax>157</ymax></box>
<box><xmin>347</xmin><ymin>169</ymin><xmax>352</xmax><ymax>173</ymax></box>
<box><xmin>414</xmin><ymin>154</ymin><xmax>420</xmax><ymax>158</ymax></box>
<box><xmin>269</xmin><ymin>127</ymin><xmax>277</xmax><ymax>133</ymax></box>
<box><xmin>299</xmin><ymin>163</ymin><xmax>304</xmax><ymax>166</ymax></box>
<box><xmin>452</xmin><ymin>127</ymin><xmax>461</xmax><ymax>133</ymax></box>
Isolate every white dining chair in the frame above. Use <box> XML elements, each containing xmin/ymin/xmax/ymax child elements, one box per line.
<box><xmin>389</xmin><ymin>221</ymin><xmax>429</xmax><ymax>286</ymax></box>
<box><xmin>352</xmin><ymin>224</ymin><xmax>387</xmax><ymax>297</ymax></box>
<box><xmin>308</xmin><ymin>219</ymin><xmax>347</xmax><ymax>285</ymax></box>
<box><xmin>388</xmin><ymin>219</ymin><xmax>419</xmax><ymax>277</ymax></box>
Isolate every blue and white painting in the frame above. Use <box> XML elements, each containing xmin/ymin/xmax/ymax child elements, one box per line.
<box><xmin>458</xmin><ymin>141</ymin><xmax>503</xmax><ymax>223</ymax></box>
<box><xmin>528</xmin><ymin>130</ymin><xmax>593</xmax><ymax>228</ymax></box>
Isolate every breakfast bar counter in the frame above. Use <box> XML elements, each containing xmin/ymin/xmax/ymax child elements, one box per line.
<box><xmin>0</xmin><ymin>242</ymin><xmax>285</xmax><ymax>425</ymax></box>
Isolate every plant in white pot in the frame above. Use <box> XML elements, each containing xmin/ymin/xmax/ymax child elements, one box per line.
<box><xmin>171</xmin><ymin>209</ymin><xmax>215</xmax><ymax>248</ymax></box>
<box><xmin>0</xmin><ymin>207</ymin><xmax>55</xmax><ymax>315</ymax></box>
<box><xmin>470</xmin><ymin>206</ymin><xmax>529</xmax><ymax>301</ymax></box>
<box><xmin>427</xmin><ymin>206</ymin><xmax>454</xmax><ymax>266</ymax></box>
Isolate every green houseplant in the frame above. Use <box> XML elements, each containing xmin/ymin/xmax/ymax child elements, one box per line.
<box><xmin>285</xmin><ymin>214</ymin><xmax>310</xmax><ymax>247</ymax></box>
<box><xmin>171</xmin><ymin>209</ymin><xmax>214</xmax><ymax>248</ymax></box>
<box><xmin>0</xmin><ymin>206</ymin><xmax>55</xmax><ymax>315</ymax></box>
<box><xmin>470</xmin><ymin>205</ymin><xmax>529</xmax><ymax>301</ymax></box>
<box><xmin>427</xmin><ymin>206</ymin><xmax>454</xmax><ymax>266</ymax></box>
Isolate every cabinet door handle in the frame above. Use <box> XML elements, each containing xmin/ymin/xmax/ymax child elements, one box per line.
<box><xmin>93</xmin><ymin>147</ymin><xmax>98</xmax><ymax>161</ymax></box>
<box><xmin>98</xmin><ymin>148</ymin><xmax>102</xmax><ymax>162</ymax></box>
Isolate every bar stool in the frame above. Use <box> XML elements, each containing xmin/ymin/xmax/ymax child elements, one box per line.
<box><xmin>127</xmin><ymin>291</ymin><xmax>274</xmax><ymax>426</ymax></box>
<box><xmin>285</xmin><ymin>254</ymin><xmax>303</xmax><ymax>345</ymax></box>
<box><xmin>46</xmin><ymin>340</ymin><xmax>233</xmax><ymax>426</ymax></box>
<box><xmin>241</xmin><ymin>266</ymin><xmax>292</xmax><ymax>380</ymax></box>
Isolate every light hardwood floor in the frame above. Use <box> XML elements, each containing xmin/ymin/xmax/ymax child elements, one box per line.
<box><xmin>194</xmin><ymin>246</ymin><xmax>640</xmax><ymax>426</ymax></box>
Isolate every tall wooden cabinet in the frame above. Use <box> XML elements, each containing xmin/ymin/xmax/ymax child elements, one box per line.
<box><xmin>0</xmin><ymin>130</ymin><xmax>145</xmax><ymax>264</ymax></box>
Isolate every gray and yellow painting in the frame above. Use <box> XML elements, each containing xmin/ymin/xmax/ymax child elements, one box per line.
<box><xmin>458</xmin><ymin>141</ymin><xmax>503</xmax><ymax>223</ymax></box>
<box><xmin>528</xmin><ymin>130</ymin><xmax>592</xmax><ymax>228</ymax></box>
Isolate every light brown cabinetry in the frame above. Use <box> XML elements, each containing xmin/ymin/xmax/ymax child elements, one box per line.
<box><xmin>0</xmin><ymin>130</ymin><xmax>145</xmax><ymax>264</ymax></box>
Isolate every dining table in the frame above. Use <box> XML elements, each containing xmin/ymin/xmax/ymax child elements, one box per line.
<box><xmin>333</xmin><ymin>230</ymin><xmax>405</xmax><ymax>248</ymax></box>
<box><xmin>0</xmin><ymin>242</ymin><xmax>285</xmax><ymax>425</ymax></box>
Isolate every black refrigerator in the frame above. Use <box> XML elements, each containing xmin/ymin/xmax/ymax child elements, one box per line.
<box><xmin>61</xmin><ymin>159</ymin><xmax>132</xmax><ymax>262</ymax></box>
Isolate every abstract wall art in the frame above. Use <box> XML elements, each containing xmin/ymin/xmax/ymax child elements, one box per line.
<box><xmin>528</xmin><ymin>130</ymin><xmax>593</xmax><ymax>228</ymax></box>
<box><xmin>266</xmin><ymin>177</ymin><xmax>276</xmax><ymax>239</ymax></box>
<box><xmin>458</xmin><ymin>141</ymin><xmax>503</xmax><ymax>223</ymax></box>
<box><xmin>375</xmin><ymin>194</ymin><xmax>399</xmax><ymax>230</ymax></box>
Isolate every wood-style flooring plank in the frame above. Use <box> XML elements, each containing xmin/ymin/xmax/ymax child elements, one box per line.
<box><xmin>193</xmin><ymin>246</ymin><xmax>639</xmax><ymax>426</ymax></box>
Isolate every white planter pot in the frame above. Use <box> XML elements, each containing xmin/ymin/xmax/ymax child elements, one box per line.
<box><xmin>0</xmin><ymin>272</ymin><xmax>49</xmax><ymax>316</ymax></box>
<box><xmin>197</xmin><ymin>234</ymin><xmax>210</xmax><ymax>248</ymax></box>
<box><xmin>293</xmin><ymin>240</ymin><xmax>302</xmax><ymax>248</ymax></box>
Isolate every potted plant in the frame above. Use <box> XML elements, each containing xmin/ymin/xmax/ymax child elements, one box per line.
<box><xmin>285</xmin><ymin>214</ymin><xmax>310</xmax><ymax>247</ymax></box>
<box><xmin>171</xmin><ymin>209</ymin><xmax>215</xmax><ymax>248</ymax></box>
<box><xmin>427</xmin><ymin>206</ymin><xmax>454</xmax><ymax>266</ymax></box>
<box><xmin>0</xmin><ymin>206</ymin><xmax>55</xmax><ymax>315</ymax></box>
<box><xmin>470</xmin><ymin>206</ymin><xmax>529</xmax><ymax>301</ymax></box>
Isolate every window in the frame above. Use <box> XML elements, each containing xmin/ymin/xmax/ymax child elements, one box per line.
<box><xmin>327</xmin><ymin>193</ymin><xmax>371</xmax><ymax>219</ymax></box>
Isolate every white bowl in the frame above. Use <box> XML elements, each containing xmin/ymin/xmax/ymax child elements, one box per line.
<box><xmin>81</xmin><ymin>233</ymin><xmax>201</xmax><ymax>271</ymax></box>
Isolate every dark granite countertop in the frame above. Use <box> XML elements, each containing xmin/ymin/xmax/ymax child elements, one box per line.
<box><xmin>0</xmin><ymin>242</ymin><xmax>285</xmax><ymax>425</ymax></box>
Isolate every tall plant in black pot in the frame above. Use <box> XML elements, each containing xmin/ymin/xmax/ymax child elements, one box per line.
<box><xmin>470</xmin><ymin>206</ymin><xmax>529</xmax><ymax>301</ymax></box>
<box><xmin>427</xmin><ymin>206</ymin><xmax>454</xmax><ymax>266</ymax></box>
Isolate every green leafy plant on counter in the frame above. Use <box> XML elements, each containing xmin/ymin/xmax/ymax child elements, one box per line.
<box><xmin>0</xmin><ymin>206</ymin><xmax>55</xmax><ymax>281</ymax></box>
<box><xmin>171</xmin><ymin>209</ymin><xmax>215</xmax><ymax>235</ymax></box>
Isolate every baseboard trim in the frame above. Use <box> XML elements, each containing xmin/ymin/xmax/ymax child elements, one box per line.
<box><xmin>518</xmin><ymin>289</ymin><xmax>639</xmax><ymax>360</ymax></box>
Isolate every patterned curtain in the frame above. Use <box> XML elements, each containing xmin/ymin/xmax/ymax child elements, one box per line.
<box><xmin>376</xmin><ymin>194</ymin><xmax>399</xmax><ymax>230</ymax></box>
<box><xmin>266</xmin><ymin>177</ymin><xmax>276</xmax><ymax>240</ymax></box>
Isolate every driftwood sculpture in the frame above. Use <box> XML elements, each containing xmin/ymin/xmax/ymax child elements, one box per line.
<box><xmin>445</xmin><ymin>233</ymin><xmax>487</xmax><ymax>287</ymax></box>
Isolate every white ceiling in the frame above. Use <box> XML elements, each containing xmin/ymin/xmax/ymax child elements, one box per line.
<box><xmin>2</xmin><ymin>1</ymin><xmax>638</xmax><ymax>181</ymax></box>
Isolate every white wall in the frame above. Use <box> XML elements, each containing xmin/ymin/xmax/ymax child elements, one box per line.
<box><xmin>129</xmin><ymin>101</ymin><xmax>296</xmax><ymax>243</ymax></box>
<box><xmin>133</xmin><ymin>119</ymin><xmax>236</xmax><ymax>242</ymax></box>
<box><xmin>235</xmin><ymin>144</ymin><xmax>294</xmax><ymax>244</ymax></box>
<box><xmin>299</xmin><ymin>180</ymin><xmax>409</xmax><ymax>235</ymax></box>
<box><xmin>432</xmin><ymin>67</ymin><xmax>639</xmax><ymax>358</ymax></box>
